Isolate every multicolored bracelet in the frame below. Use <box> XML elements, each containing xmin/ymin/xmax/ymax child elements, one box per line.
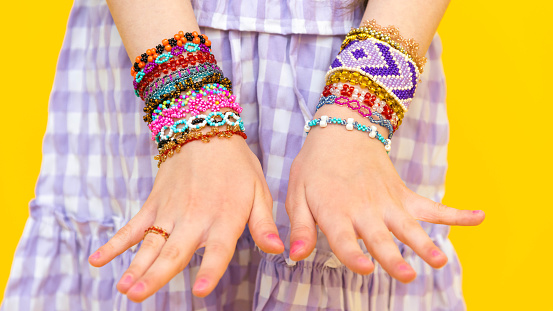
<box><xmin>328</xmin><ymin>37</ymin><xmax>420</xmax><ymax>114</ymax></box>
<box><xmin>322</xmin><ymin>83</ymin><xmax>399</xmax><ymax>128</ymax></box>
<box><xmin>143</xmin><ymin>66</ymin><xmax>224</xmax><ymax>101</ymax></box>
<box><xmin>141</xmin><ymin>63</ymin><xmax>222</xmax><ymax>97</ymax></box>
<box><xmin>134</xmin><ymin>51</ymin><xmax>217</xmax><ymax>93</ymax></box>
<box><xmin>155</xmin><ymin>111</ymin><xmax>244</xmax><ymax>143</ymax></box>
<box><xmin>131</xmin><ymin>31</ymin><xmax>212</xmax><ymax>77</ymax></box>
<box><xmin>304</xmin><ymin>115</ymin><xmax>391</xmax><ymax>152</ymax></box>
<box><xmin>325</xmin><ymin>70</ymin><xmax>405</xmax><ymax>124</ymax></box>
<box><xmin>143</xmin><ymin>73</ymin><xmax>233</xmax><ymax>123</ymax></box>
<box><xmin>316</xmin><ymin>95</ymin><xmax>394</xmax><ymax>138</ymax></box>
<box><xmin>154</xmin><ymin>125</ymin><xmax>247</xmax><ymax>167</ymax></box>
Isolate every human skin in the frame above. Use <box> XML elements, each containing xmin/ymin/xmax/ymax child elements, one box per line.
<box><xmin>88</xmin><ymin>0</ymin><xmax>485</xmax><ymax>303</ymax></box>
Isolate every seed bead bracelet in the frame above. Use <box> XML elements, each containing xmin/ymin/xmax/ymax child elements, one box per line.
<box><xmin>304</xmin><ymin>115</ymin><xmax>391</xmax><ymax>152</ymax></box>
<box><xmin>141</xmin><ymin>63</ymin><xmax>222</xmax><ymax>98</ymax></box>
<box><xmin>131</xmin><ymin>31</ymin><xmax>212</xmax><ymax>76</ymax></box>
<box><xmin>326</xmin><ymin>70</ymin><xmax>405</xmax><ymax>123</ymax></box>
<box><xmin>359</xmin><ymin>20</ymin><xmax>426</xmax><ymax>71</ymax></box>
<box><xmin>316</xmin><ymin>95</ymin><xmax>394</xmax><ymax>138</ymax></box>
<box><xmin>154</xmin><ymin>125</ymin><xmax>247</xmax><ymax>167</ymax></box>
<box><xmin>155</xmin><ymin>111</ymin><xmax>245</xmax><ymax>143</ymax></box>
<box><xmin>150</xmin><ymin>88</ymin><xmax>242</xmax><ymax>137</ymax></box>
<box><xmin>150</xmin><ymin>83</ymin><xmax>235</xmax><ymax>122</ymax></box>
<box><xmin>342</xmin><ymin>24</ymin><xmax>425</xmax><ymax>73</ymax></box>
<box><xmin>328</xmin><ymin>37</ymin><xmax>420</xmax><ymax>114</ymax></box>
<box><xmin>322</xmin><ymin>83</ymin><xmax>399</xmax><ymax>126</ymax></box>
<box><xmin>142</xmin><ymin>65</ymin><xmax>224</xmax><ymax>100</ymax></box>
<box><xmin>134</xmin><ymin>51</ymin><xmax>217</xmax><ymax>94</ymax></box>
<box><xmin>143</xmin><ymin>74</ymin><xmax>233</xmax><ymax>123</ymax></box>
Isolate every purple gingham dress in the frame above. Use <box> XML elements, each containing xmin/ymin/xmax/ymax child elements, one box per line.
<box><xmin>2</xmin><ymin>0</ymin><xmax>465</xmax><ymax>310</ymax></box>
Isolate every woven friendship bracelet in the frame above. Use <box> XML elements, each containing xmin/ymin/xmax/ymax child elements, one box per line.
<box><xmin>328</xmin><ymin>37</ymin><xmax>420</xmax><ymax>113</ymax></box>
<box><xmin>316</xmin><ymin>95</ymin><xmax>394</xmax><ymax>138</ymax></box>
<box><xmin>304</xmin><ymin>115</ymin><xmax>391</xmax><ymax>152</ymax></box>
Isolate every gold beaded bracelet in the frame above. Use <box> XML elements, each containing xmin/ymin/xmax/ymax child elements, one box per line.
<box><xmin>326</xmin><ymin>70</ymin><xmax>405</xmax><ymax>123</ymax></box>
<box><xmin>154</xmin><ymin>125</ymin><xmax>246</xmax><ymax>167</ymax></box>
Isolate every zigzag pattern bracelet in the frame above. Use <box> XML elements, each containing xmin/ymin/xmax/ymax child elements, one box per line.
<box><xmin>304</xmin><ymin>115</ymin><xmax>391</xmax><ymax>152</ymax></box>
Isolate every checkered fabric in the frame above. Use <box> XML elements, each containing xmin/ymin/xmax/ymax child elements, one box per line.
<box><xmin>1</xmin><ymin>0</ymin><xmax>465</xmax><ymax>310</ymax></box>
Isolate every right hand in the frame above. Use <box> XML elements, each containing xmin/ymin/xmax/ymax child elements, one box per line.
<box><xmin>88</xmin><ymin>136</ymin><xmax>284</xmax><ymax>302</ymax></box>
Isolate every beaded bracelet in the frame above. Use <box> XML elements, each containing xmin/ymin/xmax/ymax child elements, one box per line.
<box><xmin>143</xmin><ymin>73</ymin><xmax>233</xmax><ymax>123</ymax></box>
<box><xmin>150</xmin><ymin>83</ymin><xmax>236</xmax><ymax>121</ymax></box>
<box><xmin>134</xmin><ymin>51</ymin><xmax>217</xmax><ymax>92</ymax></box>
<box><xmin>141</xmin><ymin>63</ymin><xmax>222</xmax><ymax>97</ymax></box>
<box><xmin>328</xmin><ymin>37</ymin><xmax>420</xmax><ymax>113</ymax></box>
<box><xmin>143</xmin><ymin>66</ymin><xmax>224</xmax><ymax>100</ymax></box>
<box><xmin>155</xmin><ymin>111</ymin><xmax>244</xmax><ymax>143</ymax></box>
<box><xmin>323</xmin><ymin>83</ymin><xmax>399</xmax><ymax>127</ymax></box>
<box><xmin>316</xmin><ymin>95</ymin><xmax>394</xmax><ymax>138</ymax></box>
<box><xmin>132</xmin><ymin>31</ymin><xmax>212</xmax><ymax>76</ymax></box>
<box><xmin>304</xmin><ymin>115</ymin><xmax>391</xmax><ymax>152</ymax></box>
<box><xmin>326</xmin><ymin>70</ymin><xmax>405</xmax><ymax>123</ymax></box>
<box><xmin>359</xmin><ymin>20</ymin><xmax>426</xmax><ymax>71</ymax></box>
<box><xmin>154</xmin><ymin>125</ymin><xmax>247</xmax><ymax>167</ymax></box>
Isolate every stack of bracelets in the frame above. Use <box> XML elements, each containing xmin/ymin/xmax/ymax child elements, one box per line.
<box><xmin>132</xmin><ymin>31</ymin><xmax>246</xmax><ymax>167</ymax></box>
<box><xmin>306</xmin><ymin>20</ymin><xmax>426</xmax><ymax>153</ymax></box>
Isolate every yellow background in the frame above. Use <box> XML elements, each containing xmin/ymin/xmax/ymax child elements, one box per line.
<box><xmin>1</xmin><ymin>0</ymin><xmax>551</xmax><ymax>309</ymax></box>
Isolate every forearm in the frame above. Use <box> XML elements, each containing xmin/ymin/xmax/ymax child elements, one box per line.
<box><xmin>106</xmin><ymin>0</ymin><xmax>200</xmax><ymax>61</ymax></box>
<box><xmin>360</xmin><ymin>0</ymin><xmax>450</xmax><ymax>55</ymax></box>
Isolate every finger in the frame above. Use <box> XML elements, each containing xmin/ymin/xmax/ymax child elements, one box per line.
<box><xmin>125</xmin><ymin>224</ymin><xmax>202</xmax><ymax>303</ymax></box>
<box><xmin>354</xmin><ymin>212</ymin><xmax>417</xmax><ymax>283</ymax></box>
<box><xmin>192</xmin><ymin>223</ymin><xmax>242</xmax><ymax>297</ymax></box>
<box><xmin>116</xmin><ymin>219</ymin><xmax>175</xmax><ymax>294</ymax></box>
<box><xmin>248</xmin><ymin>181</ymin><xmax>284</xmax><ymax>254</ymax></box>
<box><xmin>89</xmin><ymin>205</ymin><xmax>156</xmax><ymax>267</ymax></box>
<box><xmin>319</xmin><ymin>216</ymin><xmax>374</xmax><ymax>275</ymax></box>
<box><xmin>406</xmin><ymin>194</ymin><xmax>485</xmax><ymax>226</ymax></box>
<box><xmin>285</xmin><ymin>182</ymin><xmax>317</xmax><ymax>261</ymax></box>
<box><xmin>385</xmin><ymin>208</ymin><xmax>447</xmax><ymax>269</ymax></box>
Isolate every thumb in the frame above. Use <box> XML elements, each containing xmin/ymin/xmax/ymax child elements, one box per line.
<box><xmin>248</xmin><ymin>181</ymin><xmax>285</xmax><ymax>254</ymax></box>
<box><xmin>285</xmin><ymin>182</ymin><xmax>317</xmax><ymax>261</ymax></box>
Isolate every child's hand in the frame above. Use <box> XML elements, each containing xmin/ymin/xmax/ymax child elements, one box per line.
<box><xmin>286</xmin><ymin>106</ymin><xmax>484</xmax><ymax>283</ymax></box>
<box><xmin>88</xmin><ymin>137</ymin><xmax>284</xmax><ymax>302</ymax></box>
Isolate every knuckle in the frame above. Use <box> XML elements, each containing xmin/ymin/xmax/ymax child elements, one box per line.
<box><xmin>140</xmin><ymin>237</ymin><xmax>162</xmax><ymax>250</ymax></box>
<box><xmin>114</xmin><ymin>225</ymin><xmax>134</xmax><ymax>248</ymax></box>
<box><xmin>206</xmin><ymin>241</ymin><xmax>233</xmax><ymax>259</ymax></box>
<box><xmin>291</xmin><ymin>221</ymin><xmax>314</xmax><ymax>237</ymax></box>
<box><xmin>371</xmin><ymin>231</ymin><xmax>392</xmax><ymax>246</ymax></box>
<box><xmin>159</xmin><ymin>245</ymin><xmax>181</xmax><ymax>262</ymax></box>
<box><xmin>251</xmin><ymin>217</ymin><xmax>275</xmax><ymax>234</ymax></box>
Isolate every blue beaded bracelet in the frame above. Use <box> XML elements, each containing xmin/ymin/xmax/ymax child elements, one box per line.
<box><xmin>304</xmin><ymin>115</ymin><xmax>391</xmax><ymax>152</ymax></box>
<box><xmin>145</xmin><ymin>69</ymin><xmax>223</xmax><ymax>102</ymax></box>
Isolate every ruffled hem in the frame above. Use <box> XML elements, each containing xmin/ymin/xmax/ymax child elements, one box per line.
<box><xmin>254</xmin><ymin>232</ymin><xmax>465</xmax><ymax>311</ymax></box>
<box><xmin>2</xmin><ymin>210</ymin><xmax>260</xmax><ymax>311</ymax></box>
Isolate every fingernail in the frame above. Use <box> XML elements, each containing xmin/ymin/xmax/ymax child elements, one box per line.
<box><xmin>431</xmin><ymin>249</ymin><xmax>441</xmax><ymax>257</ymax></box>
<box><xmin>129</xmin><ymin>282</ymin><xmax>145</xmax><ymax>293</ymax></box>
<box><xmin>472</xmin><ymin>210</ymin><xmax>482</xmax><ymax>214</ymax></box>
<box><xmin>358</xmin><ymin>256</ymin><xmax>371</xmax><ymax>265</ymax></box>
<box><xmin>267</xmin><ymin>234</ymin><xmax>284</xmax><ymax>246</ymax></box>
<box><xmin>399</xmin><ymin>264</ymin><xmax>411</xmax><ymax>271</ymax></box>
<box><xmin>90</xmin><ymin>251</ymin><xmax>101</xmax><ymax>260</ymax></box>
<box><xmin>193</xmin><ymin>278</ymin><xmax>209</xmax><ymax>292</ymax></box>
<box><xmin>120</xmin><ymin>274</ymin><xmax>133</xmax><ymax>285</ymax></box>
<box><xmin>290</xmin><ymin>240</ymin><xmax>305</xmax><ymax>255</ymax></box>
